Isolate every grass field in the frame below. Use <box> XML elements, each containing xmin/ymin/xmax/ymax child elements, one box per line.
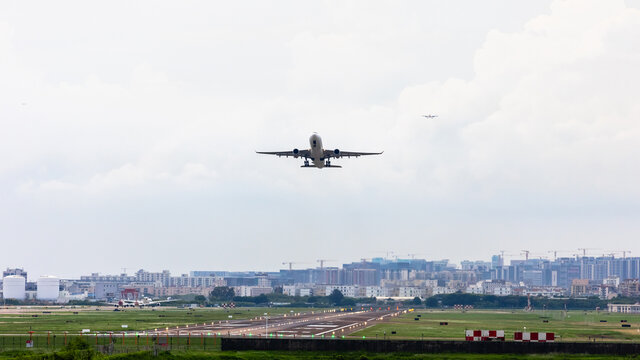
<box><xmin>352</xmin><ymin>309</ymin><xmax>640</xmax><ymax>342</ymax></box>
<box><xmin>0</xmin><ymin>306</ymin><xmax>313</xmax><ymax>334</ymax></box>
<box><xmin>1</xmin><ymin>350</ymin><xmax>639</xmax><ymax>360</ymax></box>
<box><xmin>2</xmin><ymin>307</ymin><xmax>640</xmax><ymax>342</ymax></box>
<box><xmin>2</xmin><ymin>307</ymin><xmax>640</xmax><ymax>359</ymax></box>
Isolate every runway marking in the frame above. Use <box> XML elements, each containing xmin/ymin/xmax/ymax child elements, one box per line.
<box><xmin>315</xmin><ymin>322</ymin><xmax>360</xmax><ymax>336</ymax></box>
<box><xmin>306</xmin><ymin>324</ymin><xmax>338</xmax><ymax>328</ymax></box>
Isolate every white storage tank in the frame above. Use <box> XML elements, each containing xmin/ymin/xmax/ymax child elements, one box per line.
<box><xmin>37</xmin><ymin>275</ymin><xmax>60</xmax><ymax>301</ymax></box>
<box><xmin>2</xmin><ymin>275</ymin><xmax>26</xmax><ymax>300</ymax></box>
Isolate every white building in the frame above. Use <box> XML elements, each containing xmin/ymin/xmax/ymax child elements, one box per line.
<box><xmin>482</xmin><ymin>280</ymin><xmax>513</xmax><ymax>296</ymax></box>
<box><xmin>466</xmin><ymin>284</ymin><xmax>484</xmax><ymax>294</ymax></box>
<box><xmin>257</xmin><ymin>277</ymin><xmax>271</xmax><ymax>288</ymax></box>
<box><xmin>282</xmin><ymin>285</ymin><xmax>296</xmax><ymax>296</ymax></box>
<box><xmin>603</xmin><ymin>277</ymin><xmax>620</xmax><ymax>287</ymax></box>
<box><xmin>491</xmin><ymin>286</ymin><xmax>513</xmax><ymax>296</ymax></box>
<box><xmin>365</xmin><ymin>286</ymin><xmax>391</xmax><ymax>298</ymax></box>
<box><xmin>432</xmin><ymin>286</ymin><xmax>457</xmax><ymax>295</ymax></box>
<box><xmin>425</xmin><ymin>280</ymin><xmax>438</xmax><ymax>288</ymax></box>
<box><xmin>58</xmin><ymin>291</ymin><xmax>89</xmax><ymax>303</ymax></box>
<box><xmin>233</xmin><ymin>286</ymin><xmax>272</xmax><ymax>297</ymax></box>
<box><xmin>521</xmin><ymin>287</ymin><xmax>565</xmax><ymax>298</ymax></box>
<box><xmin>608</xmin><ymin>303</ymin><xmax>640</xmax><ymax>313</ymax></box>
<box><xmin>234</xmin><ymin>286</ymin><xmax>252</xmax><ymax>297</ymax></box>
<box><xmin>282</xmin><ymin>286</ymin><xmax>313</xmax><ymax>297</ymax></box>
<box><xmin>398</xmin><ymin>287</ymin><xmax>426</xmax><ymax>298</ymax></box>
<box><xmin>325</xmin><ymin>285</ymin><xmax>358</xmax><ymax>298</ymax></box>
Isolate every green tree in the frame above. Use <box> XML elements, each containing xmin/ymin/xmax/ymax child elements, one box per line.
<box><xmin>341</xmin><ymin>297</ymin><xmax>356</xmax><ymax>306</ymax></box>
<box><xmin>209</xmin><ymin>286</ymin><xmax>235</xmax><ymax>302</ymax></box>
<box><xmin>412</xmin><ymin>297</ymin><xmax>422</xmax><ymax>305</ymax></box>
<box><xmin>65</xmin><ymin>336</ymin><xmax>90</xmax><ymax>350</ymax></box>
<box><xmin>254</xmin><ymin>294</ymin><xmax>269</xmax><ymax>304</ymax></box>
<box><xmin>194</xmin><ymin>295</ymin><xmax>207</xmax><ymax>304</ymax></box>
<box><xmin>328</xmin><ymin>289</ymin><xmax>344</xmax><ymax>305</ymax></box>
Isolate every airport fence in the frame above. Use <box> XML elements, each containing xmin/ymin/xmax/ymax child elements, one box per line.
<box><xmin>0</xmin><ymin>334</ymin><xmax>223</xmax><ymax>354</ymax></box>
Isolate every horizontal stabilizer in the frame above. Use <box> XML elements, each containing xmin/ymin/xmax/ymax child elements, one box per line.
<box><xmin>300</xmin><ymin>165</ymin><xmax>342</xmax><ymax>168</ymax></box>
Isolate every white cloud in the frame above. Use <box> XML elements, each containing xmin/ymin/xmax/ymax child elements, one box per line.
<box><xmin>393</xmin><ymin>0</ymin><xmax>640</xmax><ymax>202</ymax></box>
<box><xmin>2</xmin><ymin>0</ymin><xmax>640</xmax><ymax>277</ymax></box>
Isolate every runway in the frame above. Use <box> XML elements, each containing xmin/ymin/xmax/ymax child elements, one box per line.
<box><xmin>144</xmin><ymin>309</ymin><xmax>404</xmax><ymax>338</ymax></box>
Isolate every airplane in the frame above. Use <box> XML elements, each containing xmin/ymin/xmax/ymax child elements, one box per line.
<box><xmin>422</xmin><ymin>114</ymin><xmax>438</xmax><ymax>118</ymax></box>
<box><xmin>110</xmin><ymin>297</ymin><xmax>174</xmax><ymax>308</ymax></box>
<box><xmin>256</xmin><ymin>133</ymin><xmax>383</xmax><ymax>168</ymax></box>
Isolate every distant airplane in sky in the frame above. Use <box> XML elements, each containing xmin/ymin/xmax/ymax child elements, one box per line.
<box><xmin>422</xmin><ymin>114</ymin><xmax>438</xmax><ymax>118</ymax></box>
<box><xmin>256</xmin><ymin>133</ymin><xmax>383</xmax><ymax>168</ymax></box>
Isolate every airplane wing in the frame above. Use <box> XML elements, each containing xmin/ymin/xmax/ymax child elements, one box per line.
<box><xmin>324</xmin><ymin>150</ymin><xmax>383</xmax><ymax>159</ymax></box>
<box><xmin>151</xmin><ymin>299</ymin><xmax>175</xmax><ymax>304</ymax></box>
<box><xmin>256</xmin><ymin>150</ymin><xmax>311</xmax><ymax>158</ymax></box>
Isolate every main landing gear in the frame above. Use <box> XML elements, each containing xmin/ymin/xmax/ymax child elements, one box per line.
<box><xmin>303</xmin><ymin>160</ymin><xmax>310</xmax><ymax>167</ymax></box>
<box><xmin>325</xmin><ymin>160</ymin><xmax>331</xmax><ymax>167</ymax></box>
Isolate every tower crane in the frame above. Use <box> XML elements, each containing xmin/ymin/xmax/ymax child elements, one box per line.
<box><xmin>282</xmin><ymin>262</ymin><xmax>306</xmax><ymax>271</ymax></box>
<box><xmin>577</xmin><ymin>248</ymin><xmax>600</xmax><ymax>258</ymax></box>
<box><xmin>547</xmin><ymin>250</ymin><xmax>571</xmax><ymax>261</ymax></box>
<box><xmin>612</xmin><ymin>250</ymin><xmax>632</xmax><ymax>259</ymax></box>
<box><xmin>316</xmin><ymin>259</ymin><xmax>335</xmax><ymax>270</ymax></box>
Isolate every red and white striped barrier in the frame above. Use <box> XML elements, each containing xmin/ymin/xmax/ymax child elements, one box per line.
<box><xmin>465</xmin><ymin>330</ymin><xmax>505</xmax><ymax>341</ymax></box>
<box><xmin>513</xmin><ymin>332</ymin><xmax>555</xmax><ymax>342</ymax></box>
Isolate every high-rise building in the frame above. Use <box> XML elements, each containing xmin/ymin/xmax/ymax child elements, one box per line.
<box><xmin>491</xmin><ymin>255</ymin><xmax>503</xmax><ymax>269</ymax></box>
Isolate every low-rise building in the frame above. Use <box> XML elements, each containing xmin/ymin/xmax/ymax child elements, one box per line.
<box><xmin>619</xmin><ymin>279</ymin><xmax>640</xmax><ymax>297</ymax></box>
<box><xmin>608</xmin><ymin>303</ymin><xmax>640</xmax><ymax>313</ymax></box>
<box><xmin>432</xmin><ymin>286</ymin><xmax>457</xmax><ymax>295</ymax></box>
<box><xmin>398</xmin><ymin>286</ymin><xmax>426</xmax><ymax>298</ymax></box>
<box><xmin>152</xmin><ymin>286</ymin><xmax>213</xmax><ymax>297</ymax></box>
<box><xmin>571</xmin><ymin>279</ymin><xmax>600</xmax><ymax>297</ymax></box>
<box><xmin>325</xmin><ymin>285</ymin><xmax>358</xmax><ymax>298</ymax></box>
<box><xmin>94</xmin><ymin>283</ymin><xmax>120</xmax><ymax>300</ymax></box>
<box><xmin>233</xmin><ymin>286</ymin><xmax>272</xmax><ymax>297</ymax></box>
<box><xmin>364</xmin><ymin>286</ymin><xmax>391</xmax><ymax>298</ymax></box>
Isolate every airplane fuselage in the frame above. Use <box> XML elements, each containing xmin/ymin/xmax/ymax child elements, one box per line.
<box><xmin>309</xmin><ymin>133</ymin><xmax>325</xmax><ymax>168</ymax></box>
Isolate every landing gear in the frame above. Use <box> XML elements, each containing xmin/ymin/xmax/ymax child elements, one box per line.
<box><xmin>325</xmin><ymin>160</ymin><xmax>331</xmax><ymax>167</ymax></box>
<box><xmin>303</xmin><ymin>160</ymin><xmax>310</xmax><ymax>167</ymax></box>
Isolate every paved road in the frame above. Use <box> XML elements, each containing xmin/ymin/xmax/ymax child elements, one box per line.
<box><xmin>144</xmin><ymin>309</ymin><xmax>404</xmax><ymax>338</ymax></box>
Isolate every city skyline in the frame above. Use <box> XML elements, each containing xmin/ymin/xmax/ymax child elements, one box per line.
<box><xmin>4</xmin><ymin>250</ymin><xmax>640</xmax><ymax>304</ymax></box>
<box><xmin>3</xmin><ymin>248</ymin><xmax>638</xmax><ymax>281</ymax></box>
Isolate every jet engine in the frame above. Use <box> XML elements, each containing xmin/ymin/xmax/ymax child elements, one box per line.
<box><xmin>333</xmin><ymin>149</ymin><xmax>340</xmax><ymax>156</ymax></box>
<box><xmin>293</xmin><ymin>148</ymin><xmax>299</xmax><ymax>158</ymax></box>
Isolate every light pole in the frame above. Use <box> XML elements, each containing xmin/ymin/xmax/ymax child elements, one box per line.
<box><xmin>264</xmin><ymin>313</ymin><xmax>268</xmax><ymax>336</ymax></box>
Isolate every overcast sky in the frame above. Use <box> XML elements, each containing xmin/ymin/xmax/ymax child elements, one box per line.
<box><xmin>2</xmin><ymin>1</ymin><xmax>640</xmax><ymax>279</ymax></box>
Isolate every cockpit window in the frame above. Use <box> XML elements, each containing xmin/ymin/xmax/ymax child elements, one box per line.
<box><xmin>313</xmin><ymin>140</ymin><xmax>317</xmax><ymax>146</ymax></box>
